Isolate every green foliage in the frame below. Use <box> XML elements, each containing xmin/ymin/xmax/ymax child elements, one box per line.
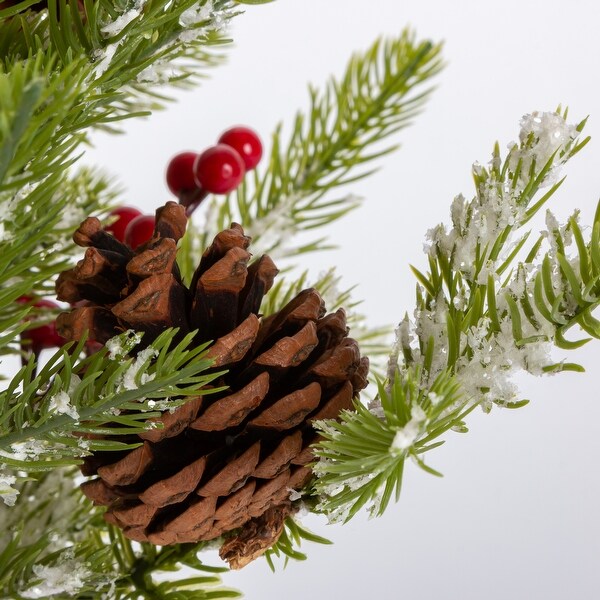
<box><xmin>313</xmin><ymin>368</ymin><xmax>473</xmax><ymax>523</ymax></box>
<box><xmin>313</xmin><ymin>109</ymin><xmax>595</xmax><ymax>522</ymax></box>
<box><xmin>0</xmin><ymin>329</ymin><xmax>222</xmax><ymax>470</ymax></box>
<box><xmin>114</xmin><ymin>535</ymin><xmax>241</xmax><ymax>599</ymax></box>
<box><xmin>0</xmin><ymin>470</ymin><xmax>240</xmax><ymax>598</ymax></box>
<box><xmin>406</xmin><ymin>108</ymin><xmax>589</xmax><ymax>387</ymax></box>
<box><xmin>196</xmin><ymin>30</ymin><xmax>443</xmax><ymax>258</ymax></box>
<box><xmin>518</xmin><ymin>202</ymin><xmax>600</xmax><ymax>353</ymax></box>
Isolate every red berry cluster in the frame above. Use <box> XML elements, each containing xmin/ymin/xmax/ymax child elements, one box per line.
<box><xmin>166</xmin><ymin>126</ymin><xmax>263</xmax><ymax>214</ymax></box>
<box><xmin>103</xmin><ymin>206</ymin><xmax>153</xmax><ymax>250</ymax></box>
<box><xmin>102</xmin><ymin>126</ymin><xmax>263</xmax><ymax>251</ymax></box>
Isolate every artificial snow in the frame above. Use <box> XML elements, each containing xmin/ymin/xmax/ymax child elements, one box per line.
<box><xmin>178</xmin><ymin>0</ymin><xmax>229</xmax><ymax>44</ymax></box>
<box><xmin>390</xmin><ymin>404</ymin><xmax>427</xmax><ymax>452</ymax></box>
<box><xmin>101</xmin><ymin>8</ymin><xmax>142</xmax><ymax>36</ymax></box>
<box><xmin>119</xmin><ymin>347</ymin><xmax>158</xmax><ymax>391</ymax></box>
<box><xmin>136</xmin><ymin>61</ymin><xmax>177</xmax><ymax>85</ymax></box>
<box><xmin>21</xmin><ymin>552</ymin><xmax>90</xmax><ymax>598</ymax></box>
<box><xmin>3</xmin><ymin>439</ymin><xmax>47</xmax><ymax>461</ymax></box>
<box><xmin>92</xmin><ymin>43</ymin><xmax>118</xmax><ymax>78</ymax></box>
<box><xmin>106</xmin><ymin>330</ymin><xmax>142</xmax><ymax>360</ymax></box>
<box><xmin>179</xmin><ymin>2</ymin><xmax>214</xmax><ymax>27</ymax></box>
<box><xmin>508</xmin><ymin>111</ymin><xmax>578</xmax><ymax>188</ymax></box>
<box><xmin>288</xmin><ymin>488</ymin><xmax>302</xmax><ymax>501</ymax></box>
<box><xmin>48</xmin><ymin>391</ymin><xmax>79</xmax><ymax>421</ymax></box>
<box><xmin>0</xmin><ymin>473</ymin><xmax>19</xmax><ymax>507</ymax></box>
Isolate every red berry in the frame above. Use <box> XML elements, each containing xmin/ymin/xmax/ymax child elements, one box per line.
<box><xmin>105</xmin><ymin>206</ymin><xmax>143</xmax><ymax>243</ymax></box>
<box><xmin>19</xmin><ymin>298</ymin><xmax>65</xmax><ymax>352</ymax></box>
<box><xmin>124</xmin><ymin>215</ymin><xmax>156</xmax><ymax>250</ymax></box>
<box><xmin>218</xmin><ymin>126</ymin><xmax>263</xmax><ymax>171</ymax></box>
<box><xmin>166</xmin><ymin>152</ymin><xmax>200</xmax><ymax>197</ymax></box>
<box><xmin>194</xmin><ymin>144</ymin><xmax>245</xmax><ymax>195</ymax></box>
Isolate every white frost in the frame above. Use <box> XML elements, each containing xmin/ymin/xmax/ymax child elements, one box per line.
<box><xmin>48</xmin><ymin>390</ymin><xmax>79</xmax><ymax>421</ymax></box>
<box><xmin>101</xmin><ymin>8</ymin><xmax>142</xmax><ymax>36</ymax></box>
<box><xmin>178</xmin><ymin>0</ymin><xmax>229</xmax><ymax>44</ymax></box>
<box><xmin>3</xmin><ymin>439</ymin><xmax>48</xmax><ymax>462</ymax></box>
<box><xmin>21</xmin><ymin>552</ymin><xmax>90</xmax><ymax>598</ymax></box>
<box><xmin>92</xmin><ymin>43</ymin><xmax>118</xmax><ymax>78</ymax></box>
<box><xmin>390</xmin><ymin>404</ymin><xmax>427</xmax><ymax>452</ymax></box>
<box><xmin>119</xmin><ymin>347</ymin><xmax>158</xmax><ymax>391</ymax></box>
<box><xmin>508</xmin><ymin>111</ymin><xmax>578</xmax><ymax>188</ymax></box>
<box><xmin>106</xmin><ymin>330</ymin><xmax>142</xmax><ymax>360</ymax></box>
<box><xmin>0</xmin><ymin>473</ymin><xmax>19</xmax><ymax>507</ymax></box>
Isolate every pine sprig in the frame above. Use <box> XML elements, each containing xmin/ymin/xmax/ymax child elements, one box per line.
<box><xmin>313</xmin><ymin>109</ymin><xmax>595</xmax><ymax>522</ymax></box>
<box><xmin>198</xmin><ymin>30</ymin><xmax>443</xmax><ymax>258</ymax></box>
<box><xmin>0</xmin><ymin>469</ymin><xmax>116</xmax><ymax>598</ymax></box>
<box><xmin>0</xmin><ymin>469</ymin><xmax>239</xmax><ymax>599</ymax></box>
<box><xmin>313</xmin><ymin>368</ymin><xmax>472</xmax><ymax>523</ymax></box>
<box><xmin>0</xmin><ymin>329</ymin><xmax>223</xmax><ymax>470</ymax></box>
<box><xmin>515</xmin><ymin>204</ymin><xmax>600</xmax><ymax>354</ymax></box>
<box><xmin>117</xmin><ymin>536</ymin><xmax>241</xmax><ymax>599</ymax></box>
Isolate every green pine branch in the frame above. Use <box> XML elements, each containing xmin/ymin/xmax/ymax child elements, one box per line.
<box><xmin>196</xmin><ymin>30</ymin><xmax>443</xmax><ymax>258</ymax></box>
<box><xmin>0</xmin><ymin>329</ymin><xmax>222</xmax><ymax>470</ymax></box>
<box><xmin>312</xmin><ymin>108</ymin><xmax>595</xmax><ymax>522</ymax></box>
<box><xmin>313</xmin><ymin>368</ymin><xmax>472</xmax><ymax>523</ymax></box>
<box><xmin>0</xmin><ymin>469</ymin><xmax>239</xmax><ymax>599</ymax></box>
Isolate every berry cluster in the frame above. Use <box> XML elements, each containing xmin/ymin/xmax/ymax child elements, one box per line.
<box><xmin>104</xmin><ymin>126</ymin><xmax>263</xmax><ymax>250</ymax></box>
<box><xmin>166</xmin><ymin>125</ymin><xmax>263</xmax><ymax>214</ymax></box>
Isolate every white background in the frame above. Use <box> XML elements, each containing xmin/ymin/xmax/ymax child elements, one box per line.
<box><xmin>83</xmin><ymin>1</ymin><xmax>600</xmax><ymax>598</ymax></box>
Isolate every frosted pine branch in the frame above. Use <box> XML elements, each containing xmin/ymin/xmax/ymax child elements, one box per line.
<box><xmin>313</xmin><ymin>108</ymin><xmax>593</xmax><ymax>522</ymax></box>
<box><xmin>403</xmin><ymin>109</ymin><xmax>588</xmax><ymax>407</ymax></box>
<box><xmin>0</xmin><ymin>329</ymin><xmax>219</xmax><ymax>470</ymax></box>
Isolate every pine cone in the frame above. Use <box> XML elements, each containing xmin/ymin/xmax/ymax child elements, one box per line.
<box><xmin>56</xmin><ymin>201</ymin><xmax>369</xmax><ymax>567</ymax></box>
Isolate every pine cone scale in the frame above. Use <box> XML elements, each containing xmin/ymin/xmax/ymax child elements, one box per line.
<box><xmin>248</xmin><ymin>382</ymin><xmax>321</xmax><ymax>430</ymax></box>
<box><xmin>189</xmin><ymin>372</ymin><xmax>269</xmax><ymax>432</ymax></box>
<box><xmin>205</xmin><ymin>314</ymin><xmax>260</xmax><ymax>366</ymax></box>
<box><xmin>197</xmin><ymin>442</ymin><xmax>261</xmax><ymax>497</ymax></box>
<box><xmin>97</xmin><ymin>441</ymin><xmax>154</xmax><ymax>487</ymax></box>
<box><xmin>138</xmin><ymin>455</ymin><xmax>207</xmax><ymax>508</ymax></box>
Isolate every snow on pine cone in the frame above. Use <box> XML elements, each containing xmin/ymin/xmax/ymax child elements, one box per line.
<box><xmin>55</xmin><ymin>201</ymin><xmax>368</xmax><ymax>568</ymax></box>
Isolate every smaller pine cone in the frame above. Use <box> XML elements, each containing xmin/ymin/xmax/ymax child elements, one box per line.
<box><xmin>57</xmin><ymin>202</ymin><xmax>369</xmax><ymax>567</ymax></box>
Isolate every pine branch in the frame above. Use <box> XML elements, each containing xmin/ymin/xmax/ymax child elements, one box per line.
<box><xmin>313</xmin><ymin>368</ymin><xmax>472</xmax><ymax>523</ymax></box>
<box><xmin>0</xmin><ymin>168</ymin><xmax>119</xmax><ymax>359</ymax></box>
<box><xmin>196</xmin><ymin>30</ymin><xmax>443</xmax><ymax>258</ymax></box>
<box><xmin>0</xmin><ymin>329</ymin><xmax>222</xmax><ymax>470</ymax></box>
<box><xmin>312</xmin><ymin>109</ymin><xmax>594</xmax><ymax>522</ymax></box>
<box><xmin>0</xmin><ymin>469</ymin><xmax>116</xmax><ymax>598</ymax></box>
<box><xmin>0</xmin><ymin>469</ymin><xmax>239</xmax><ymax>598</ymax></box>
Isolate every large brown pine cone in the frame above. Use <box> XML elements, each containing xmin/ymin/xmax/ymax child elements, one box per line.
<box><xmin>56</xmin><ymin>201</ymin><xmax>368</xmax><ymax>568</ymax></box>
